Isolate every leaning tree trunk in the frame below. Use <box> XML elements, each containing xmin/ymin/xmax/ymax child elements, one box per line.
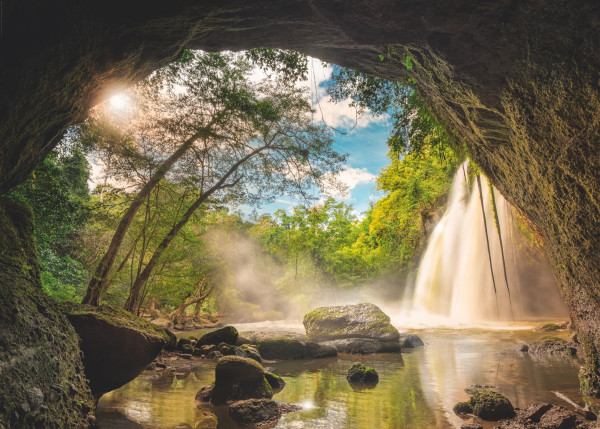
<box><xmin>82</xmin><ymin>128</ymin><xmax>211</xmax><ymax>306</ymax></box>
<box><xmin>124</xmin><ymin>145</ymin><xmax>268</xmax><ymax>312</ymax></box>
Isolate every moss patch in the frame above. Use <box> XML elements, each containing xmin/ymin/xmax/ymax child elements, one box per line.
<box><xmin>0</xmin><ymin>198</ymin><xmax>94</xmax><ymax>428</ymax></box>
<box><xmin>455</xmin><ymin>389</ymin><xmax>515</xmax><ymax>421</ymax></box>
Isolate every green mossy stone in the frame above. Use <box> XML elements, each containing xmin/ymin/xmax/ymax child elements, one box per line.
<box><xmin>461</xmin><ymin>389</ymin><xmax>515</xmax><ymax>421</ymax></box>
<box><xmin>303</xmin><ymin>303</ymin><xmax>400</xmax><ymax>342</ymax></box>
<box><xmin>198</xmin><ymin>326</ymin><xmax>238</xmax><ymax>346</ymax></box>
<box><xmin>346</xmin><ymin>362</ymin><xmax>379</xmax><ymax>386</ymax></box>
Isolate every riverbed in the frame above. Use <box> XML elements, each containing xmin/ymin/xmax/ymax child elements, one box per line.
<box><xmin>97</xmin><ymin>322</ymin><xmax>592</xmax><ymax>428</ymax></box>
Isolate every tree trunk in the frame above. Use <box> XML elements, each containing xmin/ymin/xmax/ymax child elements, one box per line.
<box><xmin>82</xmin><ymin>128</ymin><xmax>211</xmax><ymax>306</ymax></box>
<box><xmin>123</xmin><ymin>145</ymin><xmax>268</xmax><ymax>311</ymax></box>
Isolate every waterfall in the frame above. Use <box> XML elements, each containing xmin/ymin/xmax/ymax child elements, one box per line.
<box><xmin>408</xmin><ymin>161</ymin><xmax>567</xmax><ymax>324</ymax></box>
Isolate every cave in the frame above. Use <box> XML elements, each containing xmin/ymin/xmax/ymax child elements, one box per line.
<box><xmin>1</xmin><ymin>0</ymin><xmax>600</xmax><ymax>427</ymax></box>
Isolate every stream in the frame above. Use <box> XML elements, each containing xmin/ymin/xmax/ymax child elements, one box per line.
<box><xmin>95</xmin><ymin>321</ymin><xmax>594</xmax><ymax>428</ymax></box>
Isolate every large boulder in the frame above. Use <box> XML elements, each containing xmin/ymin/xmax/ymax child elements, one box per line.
<box><xmin>196</xmin><ymin>356</ymin><xmax>273</xmax><ymax>405</ymax></box>
<box><xmin>453</xmin><ymin>389</ymin><xmax>515</xmax><ymax>421</ymax></box>
<box><xmin>197</xmin><ymin>326</ymin><xmax>238</xmax><ymax>347</ymax></box>
<box><xmin>303</xmin><ymin>303</ymin><xmax>400</xmax><ymax>342</ymax></box>
<box><xmin>64</xmin><ymin>303</ymin><xmax>170</xmax><ymax>397</ymax></box>
<box><xmin>321</xmin><ymin>338</ymin><xmax>401</xmax><ymax>354</ymax></box>
<box><xmin>242</xmin><ymin>331</ymin><xmax>337</xmax><ymax>360</ymax></box>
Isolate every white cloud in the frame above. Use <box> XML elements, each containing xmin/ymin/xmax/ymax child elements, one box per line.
<box><xmin>321</xmin><ymin>167</ymin><xmax>375</xmax><ymax>200</ymax></box>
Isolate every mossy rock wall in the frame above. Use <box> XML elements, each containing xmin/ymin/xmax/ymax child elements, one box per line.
<box><xmin>0</xmin><ymin>198</ymin><xmax>94</xmax><ymax>428</ymax></box>
<box><xmin>2</xmin><ymin>0</ymin><xmax>600</xmax><ymax>394</ymax></box>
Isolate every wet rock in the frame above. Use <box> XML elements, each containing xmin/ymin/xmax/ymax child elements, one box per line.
<box><xmin>64</xmin><ymin>303</ymin><xmax>170</xmax><ymax>397</ymax></box>
<box><xmin>321</xmin><ymin>338</ymin><xmax>401</xmax><ymax>354</ymax></box>
<box><xmin>538</xmin><ymin>323</ymin><xmax>562</xmax><ymax>332</ymax></box>
<box><xmin>228</xmin><ymin>399</ymin><xmax>281</xmax><ymax>427</ymax></box>
<box><xmin>206</xmin><ymin>351</ymin><xmax>223</xmax><ymax>359</ymax></box>
<box><xmin>454</xmin><ymin>389</ymin><xmax>515</xmax><ymax>421</ymax></box>
<box><xmin>199</xmin><ymin>356</ymin><xmax>273</xmax><ymax>405</ymax></box>
<box><xmin>198</xmin><ymin>326</ymin><xmax>238</xmax><ymax>347</ymax></box>
<box><xmin>346</xmin><ymin>363</ymin><xmax>379</xmax><ymax>387</ymax></box>
<box><xmin>498</xmin><ymin>403</ymin><xmax>593</xmax><ymax>428</ymax></box>
<box><xmin>218</xmin><ymin>343</ymin><xmax>246</xmax><ymax>357</ymax></box>
<box><xmin>180</xmin><ymin>344</ymin><xmax>194</xmax><ymax>354</ymax></box>
<box><xmin>239</xmin><ymin>344</ymin><xmax>262</xmax><ymax>363</ymax></box>
<box><xmin>176</xmin><ymin>337</ymin><xmax>192</xmax><ymax>351</ymax></box>
<box><xmin>399</xmin><ymin>334</ymin><xmax>424</xmax><ymax>348</ymax></box>
<box><xmin>150</xmin><ymin>318</ymin><xmax>174</xmax><ymax>330</ymax></box>
<box><xmin>518</xmin><ymin>344</ymin><xmax>529</xmax><ymax>352</ymax></box>
<box><xmin>195</xmin><ymin>385</ymin><xmax>214</xmax><ymax>403</ymax></box>
<box><xmin>264</xmin><ymin>372</ymin><xmax>286</xmax><ymax>393</ymax></box>
<box><xmin>243</xmin><ymin>331</ymin><xmax>337</xmax><ymax>360</ymax></box>
<box><xmin>528</xmin><ymin>336</ymin><xmax>576</xmax><ymax>357</ymax></box>
<box><xmin>539</xmin><ymin>405</ymin><xmax>577</xmax><ymax>428</ymax></box>
<box><xmin>454</xmin><ymin>402</ymin><xmax>473</xmax><ymax>415</ymax></box>
<box><xmin>303</xmin><ymin>303</ymin><xmax>400</xmax><ymax>342</ymax></box>
<box><xmin>520</xmin><ymin>402</ymin><xmax>553</xmax><ymax>422</ymax></box>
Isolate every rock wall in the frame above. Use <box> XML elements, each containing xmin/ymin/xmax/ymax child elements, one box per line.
<box><xmin>0</xmin><ymin>198</ymin><xmax>94</xmax><ymax>428</ymax></box>
<box><xmin>2</xmin><ymin>0</ymin><xmax>600</xmax><ymax>393</ymax></box>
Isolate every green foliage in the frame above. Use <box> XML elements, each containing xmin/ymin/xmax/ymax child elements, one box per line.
<box><xmin>245</xmin><ymin>48</ymin><xmax>308</xmax><ymax>83</ymax></box>
<box><xmin>10</xmin><ymin>148</ymin><xmax>91</xmax><ymax>302</ymax></box>
<box><xmin>327</xmin><ymin>65</ymin><xmax>454</xmax><ymax>159</ymax></box>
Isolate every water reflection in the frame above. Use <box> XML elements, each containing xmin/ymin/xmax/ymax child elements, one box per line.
<box><xmin>98</xmin><ymin>328</ymin><xmax>589</xmax><ymax>429</ymax></box>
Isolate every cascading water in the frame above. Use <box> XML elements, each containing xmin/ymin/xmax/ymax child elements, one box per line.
<box><xmin>407</xmin><ymin>161</ymin><xmax>567</xmax><ymax>324</ymax></box>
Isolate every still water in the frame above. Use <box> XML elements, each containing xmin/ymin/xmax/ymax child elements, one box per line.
<box><xmin>97</xmin><ymin>324</ymin><xmax>589</xmax><ymax>429</ymax></box>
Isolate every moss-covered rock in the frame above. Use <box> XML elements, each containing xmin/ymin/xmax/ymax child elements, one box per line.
<box><xmin>0</xmin><ymin>198</ymin><xmax>94</xmax><ymax>427</ymax></box>
<box><xmin>528</xmin><ymin>335</ymin><xmax>576</xmax><ymax>357</ymax></box>
<box><xmin>264</xmin><ymin>372</ymin><xmax>286</xmax><ymax>393</ymax></box>
<box><xmin>228</xmin><ymin>399</ymin><xmax>281</xmax><ymax>427</ymax></box>
<box><xmin>346</xmin><ymin>362</ymin><xmax>379</xmax><ymax>386</ymax></box>
<box><xmin>198</xmin><ymin>326</ymin><xmax>238</xmax><ymax>347</ymax></box>
<box><xmin>63</xmin><ymin>303</ymin><xmax>170</xmax><ymax>397</ymax></box>
<box><xmin>454</xmin><ymin>389</ymin><xmax>515</xmax><ymax>421</ymax></box>
<box><xmin>242</xmin><ymin>331</ymin><xmax>337</xmax><ymax>360</ymax></box>
<box><xmin>201</xmin><ymin>356</ymin><xmax>273</xmax><ymax>405</ymax></box>
<box><xmin>537</xmin><ymin>323</ymin><xmax>562</xmax><ymax>332</ymax></box>
<box><xmin>239</xmin><ymin>344</ymin><xmax>262</xmax><ymax>363</ymax></box>
<box><xmin>303</xmin><ymin>303</ymin><xmax>400</xmax><ymax>342</ymax></box>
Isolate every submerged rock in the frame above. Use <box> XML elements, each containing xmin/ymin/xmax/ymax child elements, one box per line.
<box><xmin>321</xmin><ymin>338</ymin><xmax>401</xmax><ymax>354</ymax></box>
<box><xmin>243</xmin><ymin>331</ymin><xmax>337</xmax><ymax>360</ymax></box>
<box><xmin>64</xmin><ymin>303</ymin><xmax>170</xmax><ymax>397</ymax></box>
<box><xmin>400</xmin><ymin>334</ymin><xmax>424</xmax><ymax>348</ymax></box>
<box><xmin>227</xmin><ymin>399</ymin><xmax>281</xmax><ymax>427</ymax></box>
<box><xmin>528</xmin><ymin>335</ymin><xmax>576</xmax><ymax>357</ymax></box>
<box><xmin>303</xmin><ymin>303</ymin><xmax>400</xmax><ymax>342</ymax></box>
<box><xmin>198</xmin><ymin>326</ymin><xmax>238</xmax><ymax>347</ymax></box>
<box><xmin>453</xmin><ymin>389</ymin><xmax>515</xmax><ymax>421</ymax></box>
<box><xmin>346</xmin><ymin>362</ymin><xmax>379</xmax><ymax>387</ymax></box>
<box><xmin>497</xmin><ymin>403</ymin><xmax>593</xmax><ymax>428</ymax></box>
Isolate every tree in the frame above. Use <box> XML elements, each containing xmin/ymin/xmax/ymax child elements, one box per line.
<box><xmin>81</xmin><ymin>50</ymin><xmax>345</xmax><ymax>310</ymax></box>
<box><xmin>10</xmin><ymin>147</ymin><xmax>91</xmax><ymax>301</ymax></box>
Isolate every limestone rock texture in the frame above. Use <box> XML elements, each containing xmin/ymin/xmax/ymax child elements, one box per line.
<box><xmin>0</xmin><ymin>198</ymin><xmax>94</xmax><ymax>428</ymax></box>
<box><xmin>64</xmin><ymin>303</ymin><xmax>170</xmax><ymax>397</ymax></box>
<box><xmin>2</xmin><ymin>0</ymin><xmax>600</xmax><ymax>395</ymax></box>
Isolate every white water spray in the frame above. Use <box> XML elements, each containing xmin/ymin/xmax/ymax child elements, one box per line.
<box><xmin>406</xmin><ymin>161</ymin><xmax>567</xmax><ymax>325</ymax></box>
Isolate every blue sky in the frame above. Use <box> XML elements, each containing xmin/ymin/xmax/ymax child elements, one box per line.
<box><xmin>254</xmin><ymin>59</ymin><xmax>392</xmax><ymax>218</ymax></box>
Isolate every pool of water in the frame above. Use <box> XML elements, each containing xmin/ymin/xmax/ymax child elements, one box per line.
<box><xmin>97</xmin><ymin>324</ymin><xmax>592</xmax><ymax>428</ymax></box>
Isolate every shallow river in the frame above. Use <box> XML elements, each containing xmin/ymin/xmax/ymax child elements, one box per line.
<box><xmin>97</xmin><ymin>322</ymin><xmax>592</xmax><ymax>428</ymax></box>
